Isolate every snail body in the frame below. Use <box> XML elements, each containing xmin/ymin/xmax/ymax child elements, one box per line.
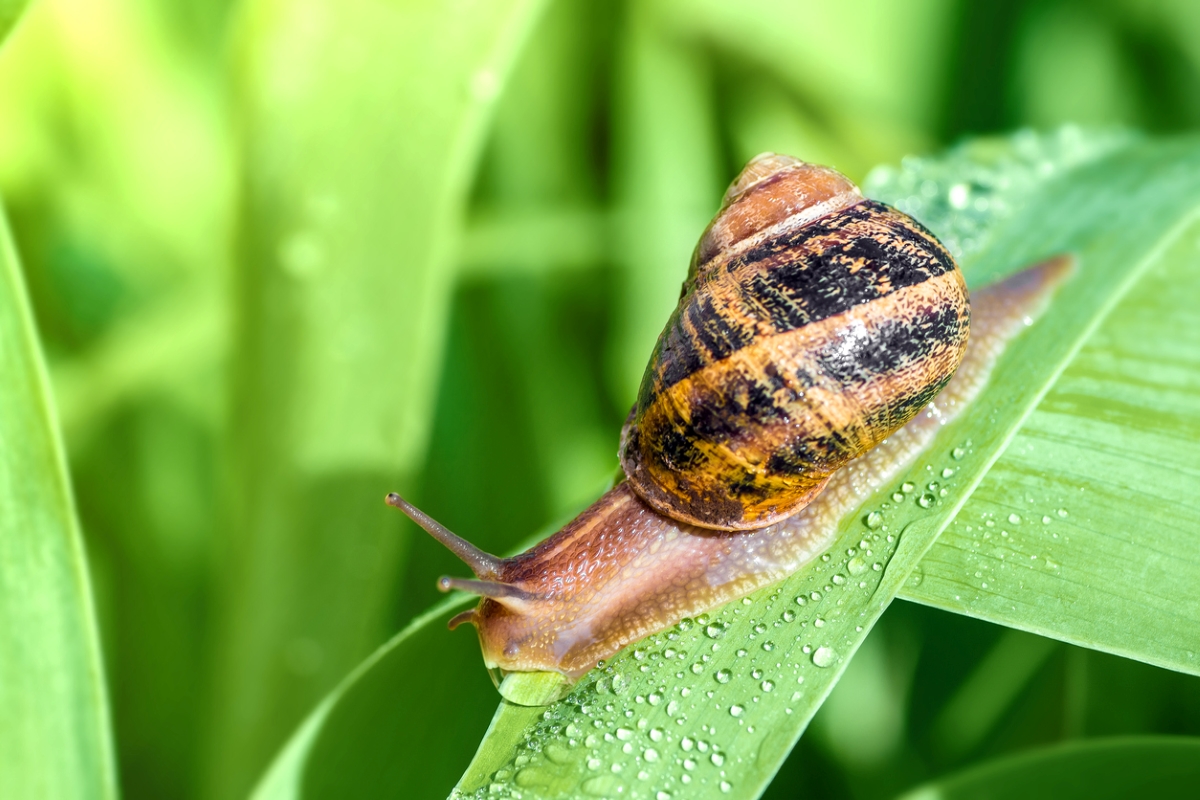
<box><xmin>386</xmin><ymin>154</ymin><xmax>1071</xmax><ymax>680</ymax></box>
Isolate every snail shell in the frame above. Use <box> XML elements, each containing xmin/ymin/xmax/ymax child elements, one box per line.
<box><xmin>620</xmin><ymin>154</ymin><xmax>970</xmax><ymax>530</ymax></box>
<box><xmin>385</xmin><ymin>153</ymin><xmax>1071</xmax><ymax>681</ymax></box>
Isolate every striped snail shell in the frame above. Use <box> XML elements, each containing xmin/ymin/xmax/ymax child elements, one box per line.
<box><xmin>618</xmin><ymin>154</ymin><xmax>971</xmax><ymax>530</ymax></box>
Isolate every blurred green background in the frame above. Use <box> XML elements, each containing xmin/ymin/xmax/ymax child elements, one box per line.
<box><xmin>2</xmin><ymin>0</ymin><xmax>1200</xmax><ymax>797</ymax></box>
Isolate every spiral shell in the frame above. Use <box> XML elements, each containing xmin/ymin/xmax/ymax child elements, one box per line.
<box><xmin>619</xmin><ymin>154</ymin><xmax>970</xmax><ymax>530</ymax></box>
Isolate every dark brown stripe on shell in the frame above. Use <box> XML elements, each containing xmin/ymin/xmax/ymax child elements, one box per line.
<box><xmin>622</xmin><ymin>270</ymin><xmax>968</xmax><ymax>529</ymax></box>
<box><xmin>642</xmin><ymin>200</ymin><xmax>957</xmax><ymax>407</ymax></box>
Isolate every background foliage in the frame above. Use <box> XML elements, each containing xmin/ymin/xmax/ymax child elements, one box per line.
<box><xmin>1</xmin><ymin>0</ymin><xmax>1199</xmax><ymax>798</ymax></box>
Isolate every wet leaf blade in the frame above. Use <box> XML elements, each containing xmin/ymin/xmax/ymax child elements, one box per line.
<box><xmin>248</xmin><ymin>134</ymin><xmax>1200</xmax><ymax>800</ymax></box>
<box><xmin>450</xmin><ymin>136</ymin><xmax>1200</xmax><ymax>799</ymax></box>
<box><xmin>0</xmin><ymin>209</ymin><xmax>117</xmax><ymax>798</ymax></box>
<box><xmin>903</xmin><ymin>218</ymin><xmax>1200</xmax><ymax>676</ymax></box>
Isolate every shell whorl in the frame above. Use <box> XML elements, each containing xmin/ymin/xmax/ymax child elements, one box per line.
<box><xmin>620</xmin><ymin>156</ymin><xmax>970</xmax><ymax>530</ymax></box>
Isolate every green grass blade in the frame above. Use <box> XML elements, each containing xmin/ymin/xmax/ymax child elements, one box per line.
<box><xmin>446</xmin><ymin>135</ymin><xmax>1200</xmax><ymax>798</ymax></box>
<box><xmin>0</xmin><ymin>0</ymin><xmax>25</xmax><ymax>45</ymax></box>
<box><xmin>247</xmin><ymin>133</ymin><xmax>1200</xmax><ymax>799</ymax></box>
<box><xmin>250</xmin><ymin>597</ymin><xmax>509</xmax><ymax>800</ymax></box>
<box><xmin>903</xmin><ymin>216</ymin><xmax>1200</xmax><ymax>675</ymax></box>
<box><xmin>205</xmin><ymin>0</ymin><xmax>549</xmax><ymax>796</ymax></box>
<box><xmin>608</xmin><ymin>2</ymin><xmax>722</xmax><ymax>401</ymax></box>
<box><xmin>0</xmin><ymin>207</ymin><xmax>117</xmax><ymax>798</ymax></box>
<box><xmin>897</xmin><ymin>736</ymin><xmax>1200</xmax><ymax>800</ymax></box>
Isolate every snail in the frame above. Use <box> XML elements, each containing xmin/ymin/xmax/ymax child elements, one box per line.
<box><xmin>386</xmin><ymin>154</ymin><xmax>1072</xmax><ymax>682</ymax></box>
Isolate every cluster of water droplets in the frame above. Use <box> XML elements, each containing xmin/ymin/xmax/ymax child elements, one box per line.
<box><xmin>863</xmin><ymin>126</ymin><xmax>1134</xmax><ymax>261</ymax></box>
<box><xmin>939</xmin><ymin>484</ymin><xmax>1077</xmax><ymax>603</ymax></box>
<box><xmin>455</xmin><ymin>441</ymin><xmax>996</xmax><ymax>799</ymax></box>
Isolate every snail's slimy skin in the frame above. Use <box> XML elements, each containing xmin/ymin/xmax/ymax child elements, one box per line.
<box><xmin>388</xmin><ymin>256</ymin><xmax>1072</xmax><ymax>679</ymax></box>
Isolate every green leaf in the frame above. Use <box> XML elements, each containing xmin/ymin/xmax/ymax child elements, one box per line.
<box><xmin>0</xmin><ymin>0</ymin><xmax>26</xmax><ymax>46</ymax></box>
<box><xmin>446</xmin><ymin>134</ymin><xmax>1200</xmax><ymax>798</ymax></box>
<box><xmin>204</xmin><ymin>0</ymin><xmax>550</xmax><ymax>796</ymax></box>
<box><xmin>903</xmin><ymin>218</ymin><xmax>1200</xmax><ymax>675</ymax></box>
<box><xmin>608</xmin><ymin>2</ymin><xmax>723</xmax><ymax>401</ymax></box>
<box><xmin>252</xmin><ymin>132</ymin><xmax>1200</xmax><ymax>799</ymax></box>
<box><xmin>0</xmin><ymin>208</ymin><xmax>116</xmax><ymax>798</ymax></box>
<box><xmin>897</xmin><ymin>736</ymin><xmax>1200</xmax><ymax>800</ymax></box>
<box><xmin>251</xmin><ymin>597</ymin><xmax>510</xmax><ymax>800</ymax></box>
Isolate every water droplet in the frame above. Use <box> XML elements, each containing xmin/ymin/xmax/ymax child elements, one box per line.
<box><xmin>715</xmin><ymin>669</ymin><xmax>732</xmax><ymax>684</ymax></box>
<box><xmin>1008</xmin><ymin>513</ymin><xmax>1022</xmax><ymax>524</ymax></box>
<box><xmin>644</xmin><ymin>747</ymin><xmax>659</xmax><ymax>762</ymax></box>
<box><xmin>711</xmin><ymin>752</ymin><xmax>725</xmax><ymax>766</ymax></box>
<box><xmin>812</xmin><ymin>646</ymin><xmax>838</xmax><ymax>668</ymax></box>
<box><xmin>902</xmin><ymin>482</ymin><xmax>915</xmax><ymax>493</ymax></box>
<box><xmin>705</xmin><ymin>623</ymin><xmax>728</xmax><ymax>640</ymax></box>
<box><xmin>892</xmin><ymin>492</ymin><xmax>905</xmax><ymax>502</ymax></box>
<box><xmin>648</xmin><ymin>692</ymin><xmax>662</xmax><ymax>706</ymax></box>
<box><xmin>721</xmin><ymin>780</ymin><xmax>733</xmax><ymax>793</ymax></box>
<box><xmin>810</xmin><ymin>591</ymin><xmax>822</xmax><ymax>601</ymax></box>
<box><xmin>952</xmin><ymin>446</ymin><xmax>966</xmax><ymax>460</ymax></box>
<box><xmin>831</xmin><ymin>574</ymin><xmax>846</xmax><ymax>585</ymax></box>
<box><xmin>782</xmin><ymin>609</ymin><xmax>796</xmax><ymax>623</ymax></box>
<box><xmin>847</xmin><ymin>556</ymin><xmax>868</xmax><ymax>575</ymax></box>
<box><xmin>942</xmin><ymin>467</ymin><xmax>955</xmax><ymax>478</ymax></box>
<box><xmin>753</xmin><ymin>623</ymin><xmax>767</xmax><ymax>634</ymax></box>
<box><xmin>677</xmin><ymin>617</ymin><xmax>694</xmax><ymax>632</ymax></box>
<box><xmin>683</xmin><ymin>758</ymin><xmax>697</xmax><ymax>771</ymax></box>
<box><xmin>762</xmin><ymin>641</ymin><xmax>776</xmax><ymax>652</ymax></box>
<box><xmin>729</xmin><ymin>704</ymin><xmax>745</xmax><ymax>717</ymax></box>
<box><xmin>681</xmin><ymin>736</ymin><xmax>694</xmax><ymax>751</ymax></box>
<box><xmin>1057</xmin><ymin>508</ymin><xmax>1069</xmax><ymax>518</ymax></box>
<box><xmin>1042</xmin><ymin>515</ymin><xmax>1052</xmax><ymax>524</ymax></box>
<box><xmin>948</xmin><ymin>182</ymin><xmax>970</xmax><ymax>209</ymax></box>
<box><xmin>690</xmin><ymin>662</ymin><xmax>704</xmax><ymax>674</ymax></box>
<box><xmin>616</xmin><ymin>727</ymin><xmax>633</xmax><ymax>741</ymax></box>
<box><xmin>611</xmin><ymin>673</ymin><xmax>629</xmax><ymax>694</ymax></box>
<box><xmin>865</xmin><ymin>511</ymin><xmax>884</xmax><ymax>529</ymax></box>
<box><xmin>918</xmin><ymin>492</ymin><xmax>936</xmax><ymax>508</ymax></box>
<box><xmin>762</xmin><ymin>680</ymin><xmax>775</xmax><ymax>692</ymax></box>
<box><xmin>813</xmin><ymin>617</ymin><xmax>826</xmax><ymax>628</ymax></box>
<box><xmin>657</xmin><ymin>792</ymin><xmax>672</xmax><ymax>800</ymax></box>
<box><xmin>650</xmin><ymin>727</ymin><xmax>664</xmax><ymax>742</ymax></box>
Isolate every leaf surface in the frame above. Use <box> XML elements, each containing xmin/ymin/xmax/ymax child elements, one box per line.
<box><xmin>205</xmin><ymin>0</ymin><xmax>550</xmax><ymax>796</ymax></box>
<box><xmin>897</xmin><ymin>736</ymin><xmax>1200</xmax><ymax>800</ymax></box>
<box><xmin>0</xmin><ymin>208</ymin><xmax>116</xmax><ymax>798</ymax></box>
<box><xmin>251</xmin><ymin>133</ymin><xmax>1200</xmax><ymax>800</ymax></box>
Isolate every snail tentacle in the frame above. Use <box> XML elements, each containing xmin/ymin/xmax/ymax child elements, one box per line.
<box><xmin>385</xmin><ymin>492</ymin><xmax>503</xmax><ymax>579</ymax></box>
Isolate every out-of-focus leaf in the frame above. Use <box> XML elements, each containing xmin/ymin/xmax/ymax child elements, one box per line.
<box><xmin>446</xmin><ymin>134</ymin><xmax>1200</xmax><ymax>799</ymax></box>
<box><xmin>898</xmin><ymin>737</ymin><xmax>1200</xmax><ymax>800</ymax></box>
<box><xmin>903</xmin><ymin>218</ymin><xmax>1200</xmax><ymax>676</ymax></box>
<box><xmin>608</xmin><ymin>0</ymin><xmax>723</xmax><ymax>402</ymax></box>
<box><xmin>664</xmin><ymin>0</ymin><xmax>947</xmax><ymax>174</ymax></box>
<box><xmin>204</xmin><ymin>0</ymin><xmax>549</xmax><ymax>797</ymax></box>
<box><xmin>0</xmin><ymin>208</ymin><xmax>116</xmax><ymax>798</ymax></box>
<box><xmin>251</xmin><ymin>597</ymin><xmax>509</xmax><ymax>800</ymax></box>
<box><xmin>0</xmin><ymin>0</ymin><xmax>27</xmax><ymax>45</ymax></box>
